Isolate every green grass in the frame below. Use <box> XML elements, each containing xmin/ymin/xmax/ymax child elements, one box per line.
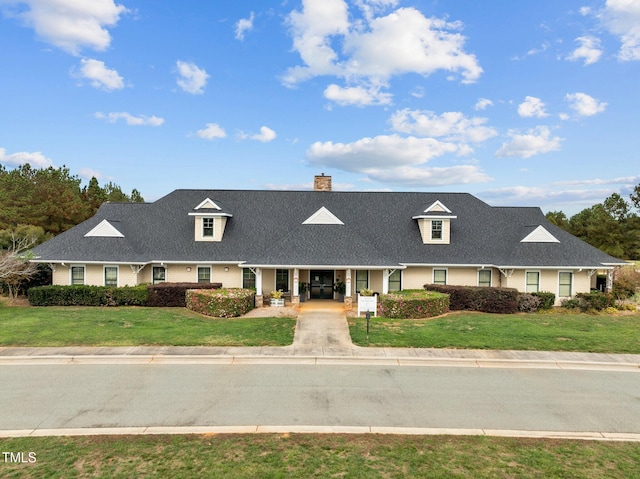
<box><xmin>349</xmin><ymin>311</ymin><xmax>640</xmax><ymax>353</ymax></box>
<box><xmin>1</xmin><ymin>434</ymin><xmax>639</xmax><ymax>478</ymax></box>
<box><xmin>0</xmin><ymin>306</ymin><xmax>296</xmax><ymax>347</ymax></box>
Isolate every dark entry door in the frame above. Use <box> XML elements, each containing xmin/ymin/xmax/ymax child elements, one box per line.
<box><xmin>310</xmin><ymin>270</ymin><xmax>334</xmax><ymax>299</ymax></box>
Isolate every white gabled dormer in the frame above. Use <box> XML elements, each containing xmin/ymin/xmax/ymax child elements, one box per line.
<box><xmin>188</xmin><ymin>198</ymin><xmax>232</xmax><ymax>242</ymax></box>
<box><xmin>521</xmin><ymin>225</ymin><xmax>560</xmax><ymax>243</ymax></box>
<box><xmin>84</xmin><ymin>219</ymin><xmax>124</xmax><ymax>238</ymax></box>
<box><xmin>302</xmin><ymin>206</ymin><xmax>344</xmax><ymax>225</ymax></box>
<box><xmin>412</xmin><ymin>200</ymin><xmax>457</xmax><ymax>245</ymax></box>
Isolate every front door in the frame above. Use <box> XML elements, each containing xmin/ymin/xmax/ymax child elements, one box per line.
<box><xmin>310</xmin><ymin>270</ymin><xmax>334</xmax><ymax>299</ymax></box>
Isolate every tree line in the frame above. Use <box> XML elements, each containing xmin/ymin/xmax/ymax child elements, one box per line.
<box><xmin>0</xmin><ymin>163</ymin><xmax>144</xmax><ymax>249</ymax></box>
<box><xmin>546</xmin><ymin>184</ymin><xmax>640</xmax><ymax>260</ymax></box>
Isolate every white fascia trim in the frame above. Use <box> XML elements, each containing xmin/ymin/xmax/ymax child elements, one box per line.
<box><xmin>411</xmin><ymin>215</ymin><xmax>457</xmax><ymax>220</ymax></box>
<box><xmin>400</xmin><ymin>263</ymin><xmax>495</xmax><ymax>268</ymax></box>
<box><xmin>240</xmin><ymin>264</ymin><xmax>406</xmax><ymax>270</ymax></box>
<box><xmin>150</xmin><ymin>260</ymin><xmax>243</xmax><ymax>265</ymax></box>
<box><xmin>194</xmin><ymin>198</ymin><xmax>222</xmax><ymax>210</ymax></box>
<box><xmin>602</xmin><ymin>261</ymin><xmax>633</xmax><ymax>266</ymax></box>
<box><xmin>497</xmin><ymin>265</ymin><xmax>615</xmax><ymax>270</ymax></box>
<box><xmin>424</xmin><ymin>200</ymin><xmax>452</xmax><ymax>214</ymax></box>
<box><xmin>188</xmin><ymin>212</ymin><xmax>232</xmax><ymax>217</ymax></box>
<box><xmin>35</xmin><ymin>260</ymin><xmax>149</xmax><ymax>265</ymax></box>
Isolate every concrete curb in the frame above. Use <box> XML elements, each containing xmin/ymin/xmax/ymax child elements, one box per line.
<box><xmin>0</xmin><ymin>354</ymin><xmax>638</xmax><ymax>371</ymax></box>
<box><xmin>1</xmin><ymin>425</ymin><xmax>639</xmax><ymax>442</ymax></box>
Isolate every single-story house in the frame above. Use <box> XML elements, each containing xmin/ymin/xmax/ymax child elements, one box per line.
<box><xmin>32</xmin><ymin>174</ymin><xmax>627</xmax><ymax>305</ymax></box>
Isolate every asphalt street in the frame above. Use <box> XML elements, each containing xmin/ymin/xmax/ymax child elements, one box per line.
<box><xmin>2</xmin><ymin>363</ymin><xmax>639</xmax><ymax>434</ymax></box>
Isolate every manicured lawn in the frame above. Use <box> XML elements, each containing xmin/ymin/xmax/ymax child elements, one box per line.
<box><xmin>349</xmin><ymin>311</ymin><xmax>640</xmax><ymax>353</ymax></box>
<box><xmin>1</xmin><ymin>434</ymin><xmax>639</xmax><ymax>478</ymax></box>
<box><xmin>0</xmin><ymin>306</ymin><xmax>296</xmax><ymax>347</ymax></box>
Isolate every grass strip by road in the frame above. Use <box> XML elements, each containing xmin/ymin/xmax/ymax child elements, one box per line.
<box><xmin>1</xmin><ymin>434</ymin><xmax>639</xmax><ymax>478</ymax></box>
<box><xmin>0</xmin><ymin>306</ymin><xmax>295</xmax><ymax>347</ymax></box>
<box><xmin>349</xmin><ymin>311</ymin><xmax>640</xmax><ymax>354</ymax></box>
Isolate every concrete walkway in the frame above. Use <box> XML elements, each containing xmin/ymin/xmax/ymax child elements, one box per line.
<box><xmin>1</xmin><ymin>300</ymin><xmax>639</xmax><ymax>370</ymax></box>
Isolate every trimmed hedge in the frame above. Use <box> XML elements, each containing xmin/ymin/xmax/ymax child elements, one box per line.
<box><xmin>28</xmin><ymin>285</ymin><xmax>148</xmax><ymax>306</ymax></box>
<box><xmin>379</xmin><ymin>290</ymin><xmax>449</xmax><ymax>319</ymax></box>
<box><xmin>146</xmin><ymin>282</ymin><xmax>222</xmax><ymax>307</ymax></box>
<box><xmin>424</xmin><ymin>284</ymin><xmax>519</xmax><ymax>314</ymax></box>
<box><xmin>532</xmin><ymin>291</ymin><xmax>555</xmax><ymax>310</ymax></box>
<box><xmin>517</xmin><ymin>293</ymin><xmax>541</xmax><ymax>313</ymax></box>
<box><xmin>186</xmin><ymin>288</ymin><xmax>255</xmax><ymax>318</ymax></box>
<box><xmin>562</xmin><ymin>291</ymin><xmax>615</xmax><ymax>311</ymax></box>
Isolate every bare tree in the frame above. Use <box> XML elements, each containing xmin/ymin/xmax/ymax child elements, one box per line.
<box><xmin>0</xmin><ymin>232</ymin><xmax>40</xmax><ymax>302</ymax></box>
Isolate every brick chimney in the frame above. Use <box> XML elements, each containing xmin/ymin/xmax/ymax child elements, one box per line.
<box><xmin>314</xmin><ymin>173</ymin><xmax>332</xmax><ymax>192</ymax></box>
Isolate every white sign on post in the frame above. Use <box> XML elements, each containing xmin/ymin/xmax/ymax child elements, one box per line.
<box><xmin>357</xmin><ymin>294</ymin><xmax>377</xmax><ymax>317</ymax></box>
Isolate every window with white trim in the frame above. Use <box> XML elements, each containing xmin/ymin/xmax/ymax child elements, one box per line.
<box><xmin>431</xmin><ymin>220</ymin><xmax>443</xmax><ymax>240</ymax></box>
<box><xmin>243</xmin><ymin>269</ymin><xmax>256</xmax><ymax>289</ymax></box>
<box><xmin>526</xmin><ymin>271</ymin><xmax>540</xmax><ymax>293</ymax></box>
<box><xmin>202</xmin><ymin>217</ymin><xmax>214</xmax><ymax>238</ymax></box>
<box><xmin>197</xmin><ymin>266</ymin><xmax>211</xmax><ymax>283</ymax></box>
<box><xmin>478</xmin><ymin>269</ymin><xmax>491</xmax><ymax>287</ymax></box>
<box><xmin>152</xmin><ymin>266</ymin><xmax>166</xmax><ymax>284</ymax></box>
<box><xmin>104</xmin><ymin>266</ymin><xmax>118</xmax><ymax>287</ymax></box>
<box><xmin>433</xmin><ymin>269</ymin><xmax>447</xmax><ymax>285</ymax></box>
<box><xmin>388</xmin><ymin>270</ymin><xmax>401</xmax><ymax>292</ymax></box>
<box><xmin>71</xmin><ymin>266</ymin><xmax>85</xmax><ymax>285</ymax></box>
<box><xmin>276</xmin><ymin>269</ymin><xmax>289</xmax><ymax>292</ymax></box>
<box><xmin>559</xmin><ymin>272</ymin><xmax>573</xmax><ymax>297</ymax></box>
<box><xmin>355</xmin><ymin>270</ymin><xmax>369</xmax><ymax>292</ymax></box>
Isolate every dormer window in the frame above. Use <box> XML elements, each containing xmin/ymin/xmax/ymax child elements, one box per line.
<box><xmin>431</xmin><ymin>220</ymin><xmax>443</xmax><ymax>240</ymax></box>
<box><xmin>202</xmin><ymin>217</ymin><xmax>214</xmax><ymax>238</ymax></box>
<box><xmin>413</xmin><ymin>200</ymin><xmax>456</xmax><ymax>245</ymax></box>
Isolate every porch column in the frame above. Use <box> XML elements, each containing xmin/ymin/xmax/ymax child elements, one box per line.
<box><xmin>292</xmin><ymin>268</ymin><xmax>300</xmax><ymax>304</ymax></box>
<box><xmin>344</xmin><ymin>268</ymin><xmax>353</xmax><ymax>307</ymax></box>
<box><xmin>255</xmin><ymin>267</ymin><xmax>263</xmax><ymax>307</ymax></box>
<box><xmin>382</xmin><ymin>269</ymin><xmax>389</xmax><ymax>294</ymax></box>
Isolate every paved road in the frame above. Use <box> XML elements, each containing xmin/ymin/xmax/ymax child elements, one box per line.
<box><xmin>2</xmin><ymin>363</ymin><xmax>639</xmax><ymax>434</ymax></box>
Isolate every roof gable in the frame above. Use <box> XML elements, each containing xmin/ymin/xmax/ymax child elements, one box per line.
<box><xmin>425</xmin><ymin>200</ymin><xmax>452</xmax><ymax>214</ymax></box>
<box><xmin>521</xmin><ymin>225</ymin><xmax>560</xmax><ymax>243</ymax></box>
<box><xmin>84</xmin><ymin>219</ymin><xmax>124</xmax><ymax>238</ymax></box>
<box><xmin>194</xmin><ymin>198</ymin><xmax>222</xmax><ymax>210</ymax></box>
<box><xmin>302</xmin><ymin>206</ymin><xmax>344</xmax><ymax>225</ymax></box>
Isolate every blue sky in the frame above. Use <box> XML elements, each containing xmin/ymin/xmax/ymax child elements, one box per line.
<box><xmin>1</xmin><ymin>0</ymin><xmax>639</xmax><ymax>215</ymax></box>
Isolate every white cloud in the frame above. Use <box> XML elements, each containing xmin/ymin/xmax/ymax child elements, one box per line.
<box><xmin>196</xmin><ymin>123</ymin><xmax>226</xmax><ymax>140</ymax></box>
<box><xmin>0</xmin><ymin>0</ymin><xmax>128</xmax><ymax>55</ymax></box>
<box><xmin>176</xmin><ymin>60</ymin><xmax>209</xmax><ymax>94</ymax></box>
<box><xmin>600</xmin><ymin>0</ymin><xmax>640</xmax><ymax>61</ymax></box>
<box><xmin>517</xmin><ymin>96</ymin><xmax>548</xmax><ymax>118</ymax></box>
<box><xmin>235</xmin><ymin>11</ymin><xmax>254</xmax><ymax>41</ymax></box>
<box><xmin>0</xmin><ymin>147</ymin><xmax>53</xmax><ymax>168</ymax></box>
<box><xmin>75</xmin><ymin>58</ymin><xmax>124</xmax><ymax>91</ymax></box>
<box><xmin>324</xmin><ymin>83</ymin><xmax>392</xmax><ymax>106</ymax></box>
<box><xmin>390</xmin><ymin>109</ymin><xmax>497</xmax><ymax>143</ymax></box>
<box><xmin>565</xmin><ymin>92</ymin><xmax>607</xmax><ymax>116</ymax></box>
<box><xmin>284</xmin><ymin>1</ymin><xmax>482</xmax><ymax>105</ymax></box>
<box><xmin>95</xmin><ymin>112</ymin><xmax>164</xmax><ymax>126</ymax></box>
<box><xmin>495</xmin><ymin>126</ymin><xmax>563</xmax><ymax>158</ymax></box>
<box><xmin>307</xmin><ymin>135</ymin><xmax>491</xmax><ymax>186</ymax></box>
<box><xmin>474</xmin><ymin>98</ymin><xmax>493</xmax><ymax>111</ymax></box>
<box><xmin>566</xmin><ymin>36</ymin><xmax>603</xmax><ymax>65</ymax></box>
<box><xmin>78</xmin><ymin>167</ymin><xmax>109</xmax><ymax>180</ymax></box>
<box><xmin>250</xmin><ymin>126</ymin><xmax>277</xmax><ymax>142</ymax></box>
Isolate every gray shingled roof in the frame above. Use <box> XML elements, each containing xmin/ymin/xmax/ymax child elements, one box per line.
<box><xmin>32</xmin><ymin>189</ymin><xmax>626</xmax><ymax>269</ymax></box>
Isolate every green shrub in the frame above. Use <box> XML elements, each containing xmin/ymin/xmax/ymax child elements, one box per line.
<box><xmin>109</xmin><ymin>285</ymin><xmax>149</xmax><ymax>306</ymax></box>
<box><xmin>186</xmin><ymin>288</ymin><xmax>255</xmax><ymax>318</ymax></box>
<box><xmin>379</xmin><ymin>290</ymin><xmax>449</xmax><ymax>319</ymax></box>
<box><xmin>28</xmin><ymin>285</ymin><xmax>108</xmax><ymax>306</ymax></box>
<box><xmin>561</xmin><ymin>291</ymin><xmax>615</xmax><ymax>312</ymax></box>
<box><xmin>517</xmin><ymin>293</ymin><xmax>541</xmax><ymax>313</ymax></box>
<box><xmin>612</xmin><ymin>266</ymin><xmax>640</xmax><ymax>300</ymax></box>
<box><xmin>424</xmin><ymin>284</ymin><xmax>519</xmax><ymax>314</ymax></box>
<box><xmin>147</xmin><ymin>282</ymin><xmax>221</xmax><ymax>307</ymax></box>
<box><xmin>532</xmin><ymin>291</ymin><xmax>555</xmax><ymax>310</ymax></box>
